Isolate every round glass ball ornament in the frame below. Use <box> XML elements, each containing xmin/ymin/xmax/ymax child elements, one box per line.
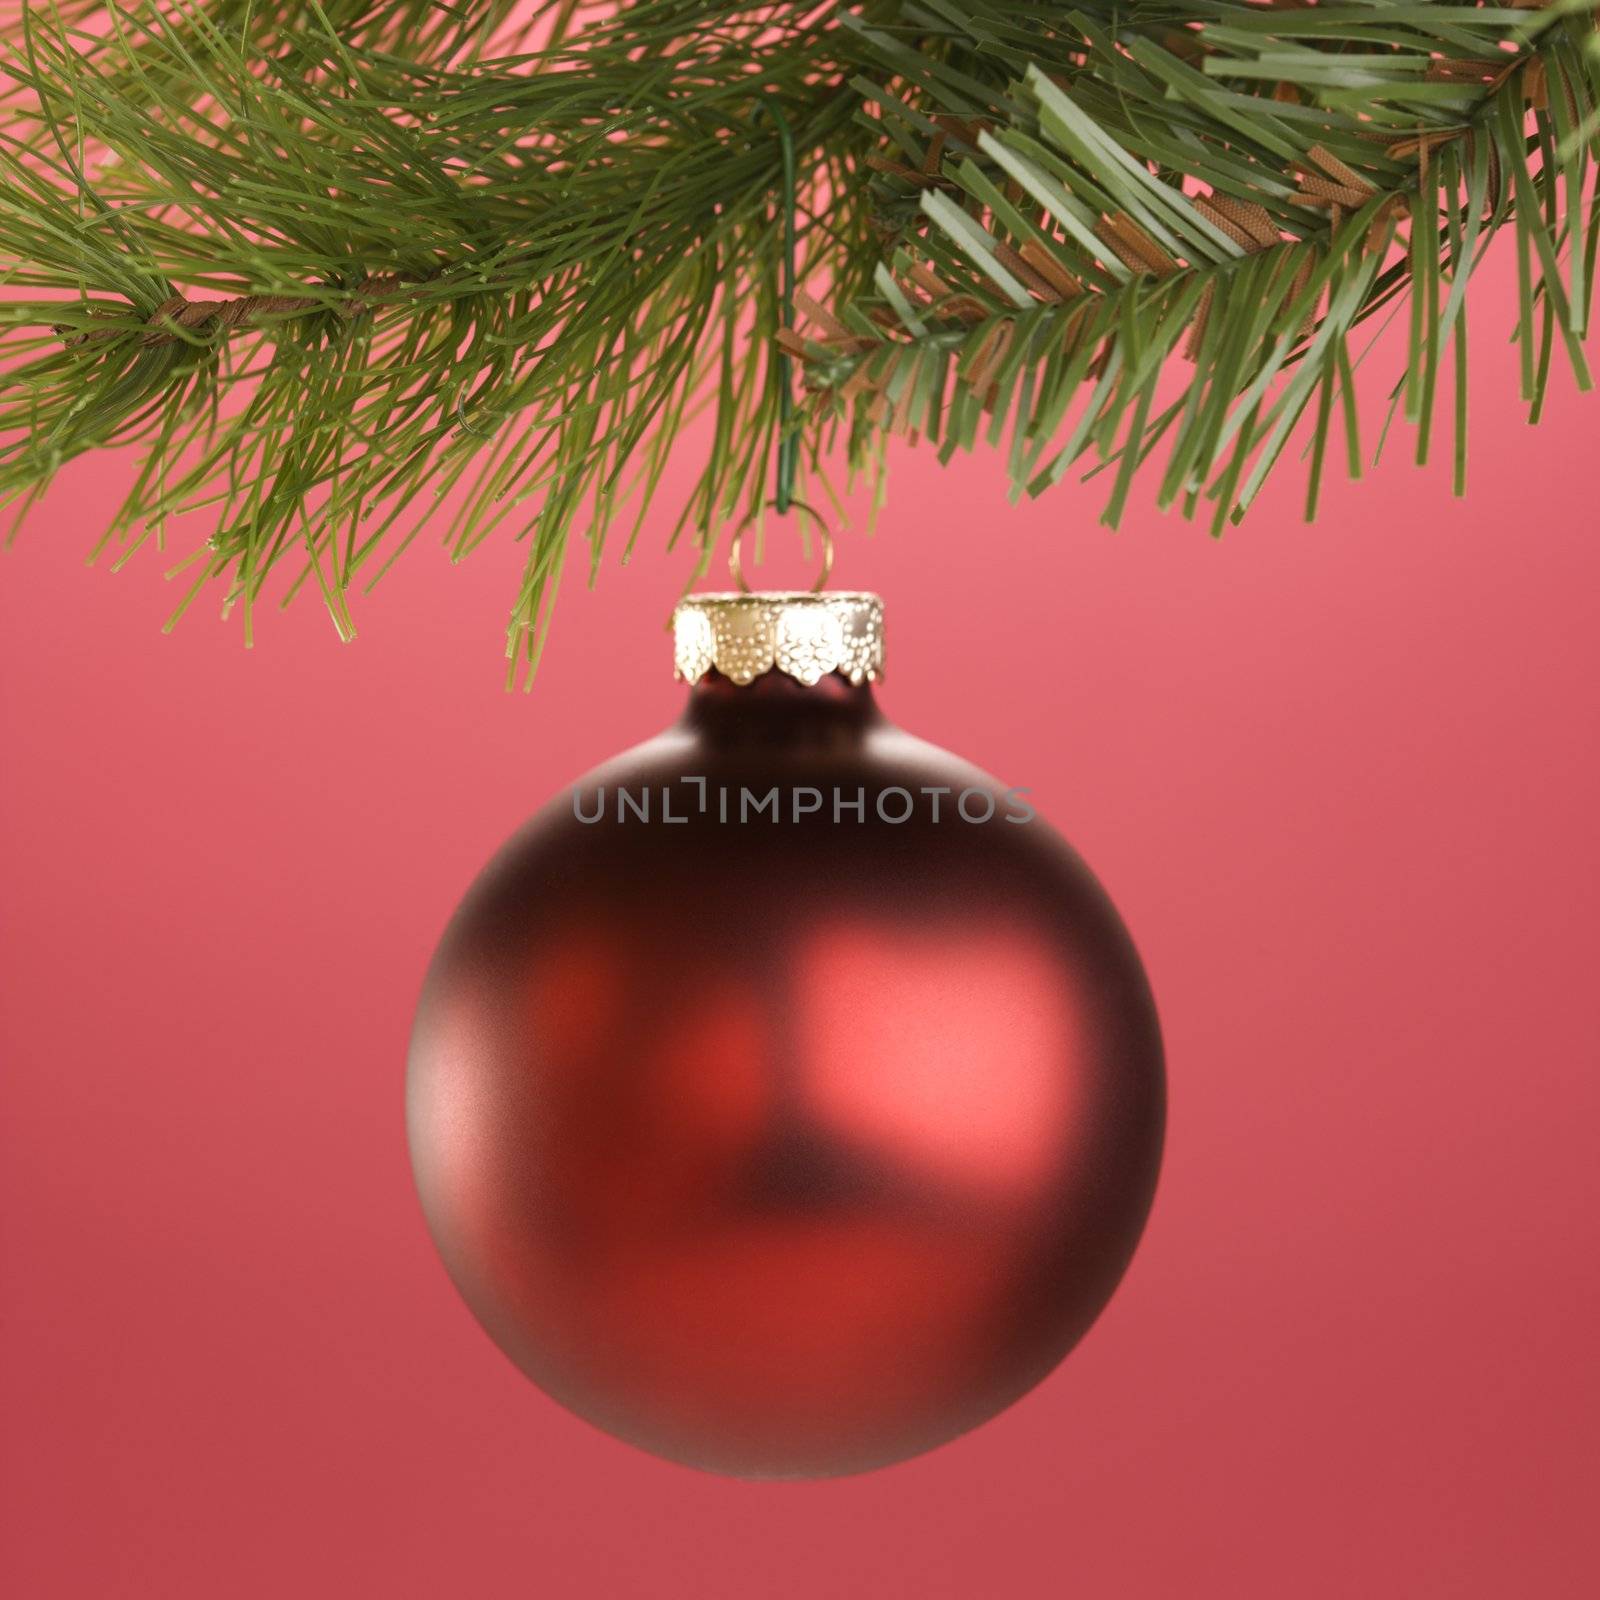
<box><xmin>407</xmin><ymin>591</ymin><xmax>1164</xmax><ymax>1478</ymax></box>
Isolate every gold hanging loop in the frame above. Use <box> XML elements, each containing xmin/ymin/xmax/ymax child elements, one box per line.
<box><xmin>728</xmin><ymin>499</ymin><xmax>833</xmax><ymax>594</ymax></box>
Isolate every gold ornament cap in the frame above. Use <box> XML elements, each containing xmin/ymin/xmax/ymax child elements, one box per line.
<box><xmin>672</xmin><ymin>592</ymin><xmax>885</xmax><ymax>688</ymax></box>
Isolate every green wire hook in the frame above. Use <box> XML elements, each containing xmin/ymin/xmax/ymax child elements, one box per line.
<box><xmin>751</xmin><ymin>96</ymin><xmax>798</xmax><ymax>516</ymax></box>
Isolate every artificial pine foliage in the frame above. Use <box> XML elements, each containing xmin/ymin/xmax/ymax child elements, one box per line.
<box><xmin>2</xmin><ymin>2</ymin><xmax>1596</xmax><ymax>676</ymax></box>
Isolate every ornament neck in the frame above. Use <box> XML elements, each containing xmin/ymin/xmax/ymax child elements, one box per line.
<box><xmin>681</xmin><ymin>669</ymin><xmax>882</xmax><ymax>737</ymax></box>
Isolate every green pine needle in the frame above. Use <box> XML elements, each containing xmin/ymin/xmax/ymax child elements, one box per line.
<box><xmin>811</xmin><ymin>2</ymin><xmax>1600</xmax><ymax>536</ymax></box>
<box><xmin>1</xmin><ymin>2</ymin><xmax>1597</xmax><ymax>672</ymax></box>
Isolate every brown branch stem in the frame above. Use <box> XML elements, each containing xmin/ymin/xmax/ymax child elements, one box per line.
<box><xmin>58</xmin><ymin>273</ymin><xmax>416</xmax><ymax>349</ymax></box>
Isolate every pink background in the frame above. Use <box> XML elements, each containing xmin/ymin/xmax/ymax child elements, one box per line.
<box><xmin>2</xmin><ymin>249</ymin><xmax>1597</xmax><ymax>1595</ymax></box>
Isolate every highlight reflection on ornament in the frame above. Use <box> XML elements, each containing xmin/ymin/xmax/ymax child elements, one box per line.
<box><xmin>407</xmin><ymin>592</ymin><xmax>1164</xmax><ymax>1478</ymax></box>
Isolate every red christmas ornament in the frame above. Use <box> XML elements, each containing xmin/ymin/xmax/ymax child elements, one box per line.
<box><xmin>407</xmin><ymin>589</ymin><xmax>1164</xmax><ymax>1477</ymax></box>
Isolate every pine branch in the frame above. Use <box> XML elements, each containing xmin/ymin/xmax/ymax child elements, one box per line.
<box><xmin>0</xmin><ymin>2</ymin><xmax>1596</xmax><ymax>669</ymax></box>
<box><xmin>0</xmin><ymin>2</ymin><xmax>882</xmax><ymax>677</ymax></box>
<box><xmin>804</xmin><ymin>1</ymin><xmax>1600</xmax><ymax>530</ymax></box>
